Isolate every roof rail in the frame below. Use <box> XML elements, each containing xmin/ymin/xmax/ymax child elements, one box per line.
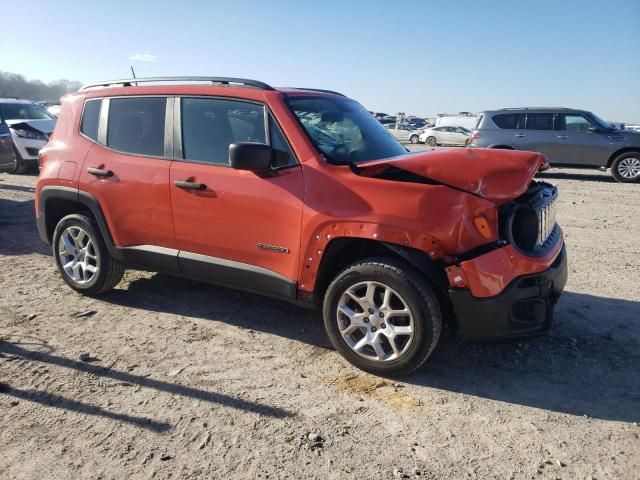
<box><xmin>289</xmin><ymin>87</ymin><xmax>346</xmax><ymax>97</ymax></box>
<box><xmin>497</xmin><ymin>107</ymin><xmax>576</xmax><ymax>111</ymax></box>
<box><xmin>80</xmin><ymin>76</ymin><xmax>274</xmax><ymax>91</ymax></box>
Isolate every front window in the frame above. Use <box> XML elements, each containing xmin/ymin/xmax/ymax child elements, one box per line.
<box><xmin>559</xmin><ymin>114</ymin><xmax>591</xmax><ymax>132</ymax></box>
<box><xmin>286</xmin><ymin>96</ymin><xmax>407</xmax><ymax>164</ymax></box>
<box><xmin>181</xmin><ymin>97</ymin><xmax>265</xmax><ymax>165</ymax></box>
<box><xmin>0</xmin><ymin>103</ymin><xmax>56</xmax><ymax>121</ymax></box>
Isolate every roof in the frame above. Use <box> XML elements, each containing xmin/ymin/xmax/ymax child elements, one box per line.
<box><xmin>483</xmin><ymin>107</ymin><xmax>587</xmax><ymax>114</ymax></box>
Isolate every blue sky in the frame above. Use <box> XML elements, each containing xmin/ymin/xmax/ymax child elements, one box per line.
<box><xmin>1</xmin><ymin>0</ymin><xmax>639</xmax><ymax>122</ymax></box>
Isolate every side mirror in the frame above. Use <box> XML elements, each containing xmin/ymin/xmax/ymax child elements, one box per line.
<box><xmin>588</xmin><ymin>126</ymin><xmax>600</xmax><ymax>133</ymax></box>
<box><xmin>229</xmin><ymin>142</ymin><xmax>273</xmax><ymax>173</ymax></box>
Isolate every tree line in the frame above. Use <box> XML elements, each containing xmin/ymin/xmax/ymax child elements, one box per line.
<box><xmin>0</xmin><ymin>71</ymin><xmax>82</xmax><ymax>103</ymax></box>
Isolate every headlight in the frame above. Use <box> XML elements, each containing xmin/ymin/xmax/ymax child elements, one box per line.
<box><xmin>13</xmin><ymin>129</ymin><xmax>48</xmax><ymax>141</ymax></box>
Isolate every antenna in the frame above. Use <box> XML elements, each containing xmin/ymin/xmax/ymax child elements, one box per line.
<box><xmin>130</xmin><ymin>66</ymin><xmax>138</xmax><ymax>86</ymax></box>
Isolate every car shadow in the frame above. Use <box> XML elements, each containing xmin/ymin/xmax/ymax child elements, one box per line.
<box><xmin>538</xmin><ymin>171</ymin><xmax>616</xmax><ymax>183</ymax></box>
<box><xmin>99</xmin><ymin>274</ymin><xmax>640</xmax><ymax>423</ymax></box>
<box><xmin>100</xmin><ymin>273</ymin><xmax>331</xmax><ymax>350</ymax></box>
<box><xmin>0</xmin><ymin>197</ymin><xmax>49</xmax><ymax>255</ymax></box>
<box><xmin>408</xmin><ymin>291</ymin><xmax>640</xmax><ymax>423</ymax></box>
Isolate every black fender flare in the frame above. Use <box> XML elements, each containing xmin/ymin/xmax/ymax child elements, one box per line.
<box><xmin>37</xmin><ymin>186</ymin><xmax>121</xmax><ymax>260</ymax></box>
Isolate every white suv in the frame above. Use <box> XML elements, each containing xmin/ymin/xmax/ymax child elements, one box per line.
<box><xmin>0</xmin><ymin>98</ymin><xmax>56</xmax><ymax>173</ymax></box>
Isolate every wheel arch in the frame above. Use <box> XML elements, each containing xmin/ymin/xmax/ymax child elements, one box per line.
<box><xmin>607</xmin><ymin>147</ymin><xmax>640</xmax><ymax>168</ymax></box>
<box><xmin>38</xmin><ymin>187</ymin><xmax>119</xmax><ymax>258</ymax></box>
<box><xmin>312</xmin><ymin>237</ymin><xmax>449</xmax><ymax>305</ymax></box>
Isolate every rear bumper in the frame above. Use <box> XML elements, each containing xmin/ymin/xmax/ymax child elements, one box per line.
<box><xmin>448</xmin><ymin>245</ymin><xmax>568</xmax><ymax>342</ymax></box>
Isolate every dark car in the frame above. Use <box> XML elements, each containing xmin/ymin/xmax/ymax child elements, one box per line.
<box><xmin>0</xmin><ymin>122</ymin><xmax>15</xmax><ymax>173</ymax></box>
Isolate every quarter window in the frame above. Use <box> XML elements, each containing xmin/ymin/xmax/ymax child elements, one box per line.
<box><xmin>80</xmin><ymin>99</ymin><xmax>101</xmax><ymax>141</ymax></box>
<box><xmin>107</xmin><ymin>97</ymin><xmax>166</xmax><ymax>156</ymax></box>
<box><xmin>492</xmin><ymin>114</ymin><xmax>522</xmax><ymax>129</ymax></box>
<box><xmin>181</xmin><ymin>98</ymin><xmax>265</xmax><ymax>165</ymax></box>
<box><xmin>525</xmin><ymin>113</ymin><xmax>554</xmax><ymax>131</ymax></box>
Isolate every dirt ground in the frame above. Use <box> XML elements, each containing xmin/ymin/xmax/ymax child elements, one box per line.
<box><xmin>1</xmin><ymin>164</ymin><xmax>639</xmax><ymax>480</ymax></box>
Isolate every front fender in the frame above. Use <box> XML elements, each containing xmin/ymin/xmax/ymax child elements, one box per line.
<box><xmin>297</xmin><ymin>221</ymin><xmax>446</xmax><ymax>292</ymax></box>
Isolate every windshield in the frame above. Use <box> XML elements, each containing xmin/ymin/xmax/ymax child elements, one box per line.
<box><xmin>0</xmin><ymin>103</ymin><xmax>56</xmax><ymax>121</ymax></box>
<box><xmin>286</xmin><ymin>96</ymin><xmax>408</xmax><ymax>164</ymax></box>
<box><xmin>586</xmin><ymin>111</ymin><xmax>614</xmax><ymax>131</ymax></box>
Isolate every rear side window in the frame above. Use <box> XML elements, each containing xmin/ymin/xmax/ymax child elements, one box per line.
<box><xmin>181</xmin><ymin>98</ymin><xmax>265</xmax><ymax>165</ymax></box>
<box><xmin>525</xmin><ymin>113</ymin><xmax>554</xmax><ymax>130</ymax></box>
<box><xmin>492</xmin><ymin>113</ymin><xmax>522</xmax><ymax>129</ymax></box>
<box><xmin>80</xmin><ymin>99</ymin><xmax>101</xmax><ymax>141</ymax></box>
<box><xmin>269</xmin><ymin>117</ymin><xmax>297</xmax><ymax>168</ymax></box>
<box><xmin>107</xmin><ymin>97</ymin><xmax>166</xmax><ymax>156</ymax></box>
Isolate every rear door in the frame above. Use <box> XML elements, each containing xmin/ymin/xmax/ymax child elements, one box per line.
<box><xmin>517</xmin><ymin>113</ymin><xmax>560</xmax><ymax>162</ymax></box>
<box><xmin>169</xmin><ymin>96</ymin><xmax>304</xmax><ymax>296</ymax></box>
<box><xmin>552</xmin><ymin>113</ymin><xmax>614</xmax><ymax>167</ymax></box>
<box><xmin>79</xmin><ymin>96</ymin><xmax>177</xmax><ymax>251</ymax></box>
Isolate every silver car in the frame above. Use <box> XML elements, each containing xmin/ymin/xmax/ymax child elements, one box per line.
<box><xmin>469</xmin><ymin>108</ymin><xmax>640</xmax><ymax>183</ymax></box>
<box><xmin>384</xmin><ymin>123</ymin><xmax>421</xmax><ymax>144</ymax></box>
<box><xmin>419</xmin><ymin>126</ymin><xmax>470</xmax><ymax>146</ymax></box>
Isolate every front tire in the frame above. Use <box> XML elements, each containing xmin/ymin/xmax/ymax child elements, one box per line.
<box><xmin>611</xmin><ymin>152</ymin><xmax>640</xmax><ymax>183</ymax></box>
<box><xmin>323</xmin><ymin>258</ymin><xmax>442</xmax><ymax>376</ymax></box>
<box><xmin>7</xmin><ymin>147</ymin><xmax>28</xmax><ymax>174</ymax></box>
<box><xmin>52</xmin><ymin>214</ymin><xmax>125</xmax><ymax>295</ymax></box>
<box><xmin>426</xmin><ymin>136</ymin><xmax>437</xmax><ymax>147</ymax></box>
<box><xmin>409</xmin><ymin>134</ymin><xmax>419</xmax><ymax>144</ymax></box>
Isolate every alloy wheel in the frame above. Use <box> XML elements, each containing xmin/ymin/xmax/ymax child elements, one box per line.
<box><xmin>336</xmin><ymin>281</ymin><xmax>415</xmax><ymax>362</ymax></box>
<box><xmin>617</xmin><ymin>157</ymin><xmax>640</xmax><ymax>179</ymax></box>
<box><xmin>57</xmin><ymin>226</ymin><xmax>99</xmax><ymax>285</ymax></box>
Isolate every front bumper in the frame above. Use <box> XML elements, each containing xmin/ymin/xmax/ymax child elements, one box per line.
<box><xmin>12</xmin><ymin>136</ymin><xmax>47</xmax><ymax>161</ymax></box>
<box><xmin>448</xmin><ymin>244</ymin><xmax>568</xmax><ymax>341</ymax></box>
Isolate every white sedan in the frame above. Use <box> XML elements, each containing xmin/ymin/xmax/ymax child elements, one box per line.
<box><xmin>419</xmin><ymin>126</ymin><xmax>471</xmax><ymax>146</ymax></box>
<box><xmin>384</xmin><ymin>124</ymin><xmax>421</xmax><ymax>144</ymax></box>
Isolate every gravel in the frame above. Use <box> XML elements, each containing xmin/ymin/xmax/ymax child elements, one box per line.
<box><xmin>1</xmin><ymin>168</ymin><xmax>639</xmax><ymax>479</ymax></box>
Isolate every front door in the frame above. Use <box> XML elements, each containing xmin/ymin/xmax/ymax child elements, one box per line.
<box><xmin>551</xmin><ymin>113</ymin><xmax>618</xmax><ymax>167</ymax></box>
<box><xmin>169</xmin><ymin>97</ymin><xmax>304</xmax><ymax>296</ymax></box>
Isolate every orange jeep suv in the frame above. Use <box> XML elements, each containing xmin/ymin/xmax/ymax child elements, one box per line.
<box><xmin>35</xmin><ymin>77</ymin><xmax>567</xmax><ymax>375</ymax></box>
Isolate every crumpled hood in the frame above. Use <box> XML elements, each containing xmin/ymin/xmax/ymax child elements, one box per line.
<box><xmin>355</xmin><ymin>148</ymin><xmax>546</xmax><ymax>205</ymax></box>
<box><xmin>6</xmin><ymin>119</ymin><xmax>56</xmax><ymax>134</ymax></box>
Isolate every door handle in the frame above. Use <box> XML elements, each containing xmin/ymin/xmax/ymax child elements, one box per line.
<box><xmin>514</xmin><ymin>134</ymin><xmax>526</xmax><ymax>138</ymax></box>
<box><xmin>557</xmin><ymin>135</ymin><xmax>568</xmax><ymax>139</ymax></box>
<box><xmin>174</xmin><ymin>180</ymin><xmax>207</xmax><ymax>191</ymax></box>
<box><xmin>87</xmin><ymin>167</ymin><xmax>113</xmax><ymax>177</ymax></box>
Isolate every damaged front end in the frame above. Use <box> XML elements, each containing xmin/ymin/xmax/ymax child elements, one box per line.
<box><xmin>353</xmin><ymin>148</ymin><xmax>567</xmax><ymax>341</ymax></box>
<box><xmin>445</xmin><ymin>180</ymin><xmax>567</xmax><ymax>341</ymax></box>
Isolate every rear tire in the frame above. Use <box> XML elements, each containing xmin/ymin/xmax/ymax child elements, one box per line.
<box><xmin>323</xmin><ymin>258</ymin><xmax>442</xmax><ymax>376</ymax></box>
<box><xmin>410</xmin><ymin>135</ymin><xmax>419</xmax><ymax>144</ymax></box>
<box><xmin>610</xmin><ymin>152</ymin><xmax>640</xmax><ymax>183</ymax></box>
<box><xmin>7</xmin><ymin>147</ymin><xmax>28</xmax><ymax>174</ymax></box>
<box><xmin>52</xmin><ymin>214</ymin><xmax>125</xmax><ymax>295</ymax></box>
